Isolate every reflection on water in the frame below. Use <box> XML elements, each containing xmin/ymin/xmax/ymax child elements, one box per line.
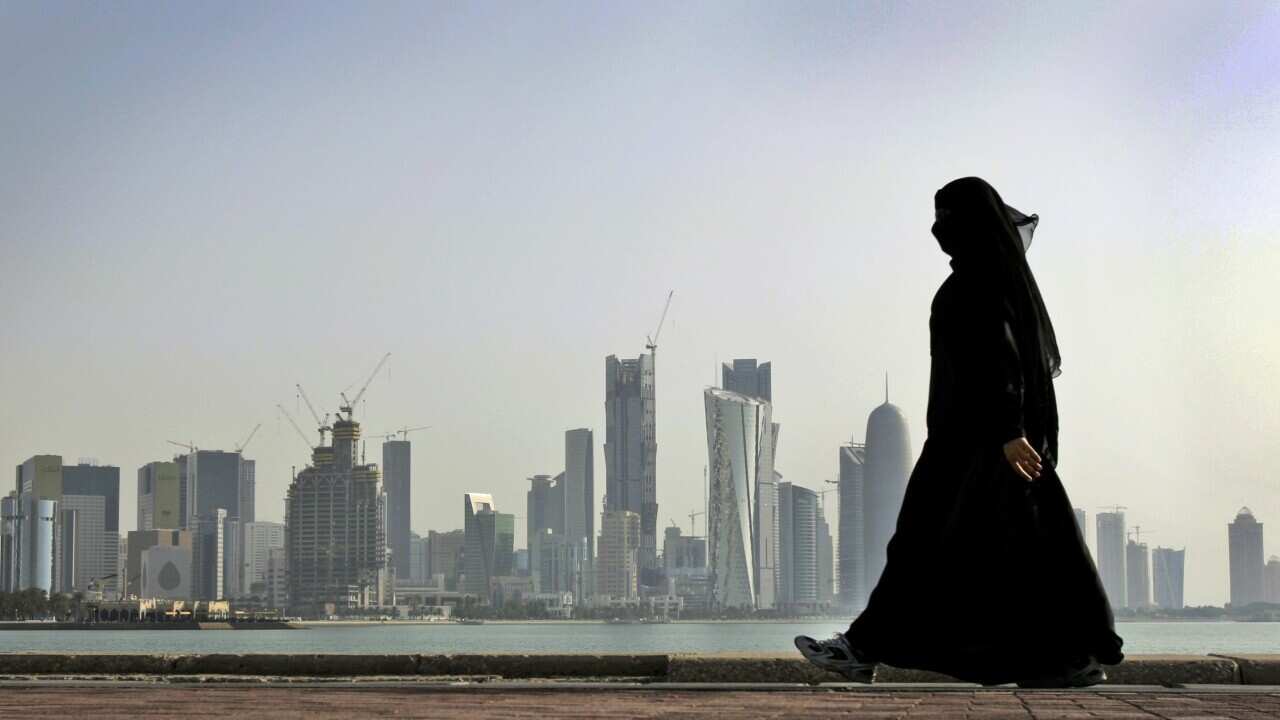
<box><xmin>1</xmin><ymin>621</ymin><xmax>1277</xmax><ymax>656</ymax></box>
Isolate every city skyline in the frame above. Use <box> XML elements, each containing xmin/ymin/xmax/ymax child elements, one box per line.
<box><xmin>3</xmin><ymin>2</ymin><xmax>1279</xmax><ymax>606</ymax></box>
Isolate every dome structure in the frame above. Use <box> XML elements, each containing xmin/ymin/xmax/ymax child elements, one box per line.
<box><xmin>863</xmin><ymin>398</ymin><xmax>912</xmax><ymax>589</ymax></box>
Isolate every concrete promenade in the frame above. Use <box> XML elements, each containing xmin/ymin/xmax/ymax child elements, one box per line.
<box><xmin>1</xmin><ymin>654</ymin><xmax>1278</xmax><ymax>718</ymax></box>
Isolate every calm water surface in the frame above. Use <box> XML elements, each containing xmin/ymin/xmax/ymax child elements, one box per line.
<box><xmin>1</xmin><ymin>621</ymin><xmax>1276</xmax><ymax>655</ymax></box>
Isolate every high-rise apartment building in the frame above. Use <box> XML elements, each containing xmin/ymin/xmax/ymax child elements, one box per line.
<box><xmin>1265</xmin><ymin>556</ymin><xmax>1280</xmax><ymax>605</ymax></box>
<box><xmin>193</xmin><ymin>509</ymin><xmax>227</xmax><ymax>600</ymax></box>
<box><xmin>816</xmin><ymin>508</ymin><xmax>834</xmax><ymax>605</ymax></box>
<box><xmin>778</xmin><ymin>482</ymin><xmax>819</xmax><ymax>611</ymax></box>
<box><xmin>722</xmin><ymin>358</ymin><xmax>772</xmax><ymax>402</ymax></box>
<box><xmin>1126</xmin><ymin>537</ymin><xmax>1151</xmax><ymax>609</ymax></box>
<box><xmin>241</xmin><ymin>521</ymin><xmax>285</xmax><ymax>598</ymax></box>
<box><xmin>837</xmin><ymin>441</ymin><xmax>867</xmax><ymax>610</ymax></box>
<box><xmin>1096</xmin><ymin>511</ymin><xmax>1127</xmax><ymax>608</ymax></box>
<box><xmin>138</xmin><ymin>462</ymin><xmax>182</xmax><ymax>530</ymax></box>
<box><xmin>382</xmin><ymin>439</ymin><xmax>411</xmax><ymax>581</ymax></box>
<box><xmin>704</xmin><ymin>387</ymin><xmax>779</xmax><ymax>609</ymax></box>
<box><xmin>285</xmin><ymin>415</ymin><xmax>388</xmax><ymax>615</ymax></box>
<box><xmin>1152</xmin><ymin>547</ymin><xmax>1185</xmax><ymax>609</ymax></box>
<box><xmin>427</xmin><ymin>529</ymin><xmax>465</xmax><ymax>590</ymax></box>
<box><xmin>563</xmin><ymin>429</ymin><xmax>595</xmax><ymax>564</ymax></box>
<box><xmin>597</xmin><ymin>509</ymin><xmax>640</xmax><ymax>599</ymax></box>
<box><xmin>604</xmin><ymin>354</ymin><xmax>658</xmax><ymax>581</ymax></box>
<box><xmin>1228</xmin><ymin>507</ymin><xmax>1265</xmax><ymax>608</ymax></box>
<box><xmin>462</xmin><ymin>493</ymin><xmax>514</xmax><ymax>599</ymax></box>
<box><xmin>238</xmin><ymin>457</ymin><xmax>256</xmax><ymax>524</ymax></box>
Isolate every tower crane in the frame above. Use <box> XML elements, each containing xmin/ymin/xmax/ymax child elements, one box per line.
<box><xmin>296</xmin><ymin>383</ymin><xmax>331</xmax><ymax>445</ymax></box>
<box><xmin>645</xmin><ymin>290</ymin><xmax>674</xmax><ymax>353</ymax></box>
<box><xmin>276</xmin><ymin>404</ymin><xmax>315</xmax><ymax>453</ymax></box>
<box><xmin>368</xmin><ymin>425</ymin><xmax>432</xmax><ymax>442</ymax></box>
<box><xmin>688</xmin><ymin>509</ymin><xmax>705</xmax><ymax>538</ymax></box>
<box><xmin>166</xmin><ymin>440</ymin><xmax>197</xmax><ymax>454</ymax></box>
<box><xmin>234</xmin><ymin>423</ymin><xmax>262</xmax><ymax>454</ymax></box>
<box><xmin>338</xmin><ymin>352</ymin><xmax>391</xmax><ymax>420</ymax></box>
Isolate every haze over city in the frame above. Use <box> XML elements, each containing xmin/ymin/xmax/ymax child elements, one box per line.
<box><xmin>3</xmin><ymin>1</ymin><xmax>1279</xmax><ymax>607</ymax></box>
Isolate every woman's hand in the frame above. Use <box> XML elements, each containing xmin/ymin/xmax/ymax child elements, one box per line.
<box><xmin>1003</xmin><ymin>436</ymin><xmax>1043</xmax><ymax>482</ymax></box>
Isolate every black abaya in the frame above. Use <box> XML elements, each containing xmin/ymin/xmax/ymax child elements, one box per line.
<box><xmin>844</xmin><ymin>236</ymin><xmax>1124</xmax><ymax>686</ymax></box>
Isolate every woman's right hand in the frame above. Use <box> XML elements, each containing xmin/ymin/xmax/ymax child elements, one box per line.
<box><xmin>1003</xmin><ymin>436</ymin><xmax>1042</xmax><ymax>482</ymax></box>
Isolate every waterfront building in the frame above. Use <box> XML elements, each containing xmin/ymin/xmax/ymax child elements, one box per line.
<box><xmin>563</xmin><ymin>429</ymin><xmax>595</xmax><ymax>564</ymax></box>
<box><xmin>140</xmin><ymin>544</ymin><xmax>191</xmax><ymax>600</ymax></box>
<box><xmin>462</xmin><ymin>493</ymin><xmax>514</xmax><ymax>599</ymax></box>
<box><xmin>285</xmin><ymin>415</ymin><xmax>388</xmax><ymax>615</ymax></box>
<box><xmin>1125</xmin><ymin>537</ymin><xmax>1151</xmax><ymax>609</ymax></box>
<box><xmin>816</xmin><ymin>509</ymin><xmax>834</xmax><ymax>605</ymax></box>
<box><xmin>604</xmin><ymin>354</ymin><xmax>658</xmax><ymax>581</ymax></box>
<box><xmin>382</xmin><ymin>439</ymin><xmax>411</xmax><ymax>582</ymax></box>
<box><xmin>526</xmin><ymin>474</ymin><xmax>563</xmax><ymax>581</ymax></box>
<box><xmin>1265</xmin><ymin>556</ymin><xmax>1280</xmax><ymax>604</ymax></box>
<box><xmin>427</xmin><ymin>529</ymin><xmax>465</xmax><ymax>590</ymax></box>
<box><xmin>721</xmin><ymin>358</ymin><xmax>772</xmax><ymax>402</ymax></box>
<box><xmin>0</xmin><ymin>494</ymin><xmax>19</xmax><ymax>593</ymax></box>
<box><xmin>193</xmin><ymin>509</ymin><xmax>228</xmax><ymax>600</ymax></box>
<box><xmin>1096</xmin><ymin>511</ymin><xmax>1127</xmax><ymax>608</ymax></box>
<box><xmin>837</xmin><ymin>441</ymin><xmax>867</xmax><ymax>610</ymax></box>
<box><xmin>778</xmin><ymin>482</ymin><xmax>819</xmax><ymax>611</ymax></box>
<box><xmin>1228</xmin><ymin>507</ymin><xmax>1265</xmax><ymax>607</ymax></box>
<box><xmin>704</xmin><ymin>387</ymin><xmax>779</xmax><ymax>610</ymax></box>
<box><xmin>138</xmin><ymin>461</ymin><xmax>182</xmax><ymax>531</ymax></box>
<box><xmin>864</xmin><ymin>397</ymin><xmax>911</xmax><ymax>589</ymax></box>
<box><xmin>597</xmin><ymin>509</ymin><xmax>640</xmax><ymax>599</ymax></box>
<box><xmin>125</xmin><ymin>529</ymin><xmax>191</xmax><ymax>598</ymax></box>
<box><xmin>238</xmin><ymin>457</ymin><xmax>256</xmax><ymax>524</ymax></box>
<box><xmin>13</xmin><ymin>456</ymin><xmax>120</xmax><ymax>596</ymax></box>
<box><xmin>265</xmin><ymin>546</ymin><xmax>288</xmax><ymax>609</ymax></box>
<box><xmin>241</xmin><ymin>521</ymin><xmax>285</xmax><ymax>598</ymax></box>
<box><xmin>1152</xmin><ymin>547</ymin><xmax>1185</xmax><ymax>609</ymax></box>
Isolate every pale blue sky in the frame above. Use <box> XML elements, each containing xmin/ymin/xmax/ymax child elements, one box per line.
<box><xmin>2</xmin><ymin>1</ymin><xmax>1278</xmax><ymax>604</ymax></box>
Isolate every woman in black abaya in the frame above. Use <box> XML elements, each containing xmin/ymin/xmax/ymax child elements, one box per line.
<box><xmin>796</xmin><ymin>177</ymin><xmax>1123</xmax><ymax>687</ymax></box>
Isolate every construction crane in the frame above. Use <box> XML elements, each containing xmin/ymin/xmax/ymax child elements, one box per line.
<box><xmin>819</xmin><ymin>479</ymin><xmax>839</xmax><ymax>510</ymax></box>
<box><xmin>234</xmin><ymin>423</ymin><xmax>262</xmax><ymax>454</ymax></box>
<box><xmin>688</xmin><ymin>509</ymin><xmax>705</xmax><ymax>538</ymax></box>
<box><xmin>338</xmin><ymin>352</ymin><xmax>391</xmax><ymax>420</ymax></box>
<box><xmin>1130</xmin><ymin>526</ymin><xmax>1154</xmax><ymax>544</ymax></box>
<box><xmin>1098</xmin><ymin>505</ymin><xmax>1128</xmax><ymax>515</ymax></box>
<box><xmin>368</xmin><ymin>425</ymin><xmax>432</xmax><ymax>442</ymax></box>
<box><xmin>645</xmin><ymin>290</ymin><xmax>674</xmax><ymax>353</ymax></box>
<box><xmin>276</xmin><ymin>404</ymin><xmax>315</xmax><ymax>453</ymax></box>
<box><xmin>166</xmin><ymin>440</ymin><xmax>197</xmax><ymax>454</ymax></box>
<box><xmin>296</xmin><ymin>383</ymin><xmax>331</xmax><ymax>445</ymax></box>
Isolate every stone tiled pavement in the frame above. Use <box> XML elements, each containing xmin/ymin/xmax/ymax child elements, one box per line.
<box><xmin>3</xmin><ymin>686</ymin><xmax>1280</xmax><ymax>719</ymax></box>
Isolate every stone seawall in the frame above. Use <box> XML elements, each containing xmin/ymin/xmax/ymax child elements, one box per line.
<box><xmin>0</xmin><ymin>653</ymin><xmax>1276</xmax><ymax>684</ymax></box>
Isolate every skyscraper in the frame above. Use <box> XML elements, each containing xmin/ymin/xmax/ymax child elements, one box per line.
<box><xmin>604</xmin><ymin>354</ymin><xmax>657</xmax><ymax>580</ymax></box>
<box><xmin>778</xmin><ymin>482</ymin><xmax>819</xmax><ymax>611</ymax></box>
<box><xmin>526</xmin><ymin>474</ymin><xmax>563</xmax><ymax>580</ymax></box>
<box><xmin>1</xmin><ymin>494</ymin><xmax>19</xmax><ymax>593</ymax></box>
<box><xmin>238</xmin><ymin>457</ymin><xmax>256</xmax><ymax>524</ymax></box>
<box><xmin>1096</xmin><ymin>511</ymin><xmax>1127</xmax><ymax>608</ymax></box>
<box><xmin>704</xmin><ymin>387</ymin><xmax>779</xmax><ymax>609</ymax></box>
<box><xmin>285</xmin><ymin>415</ymin><xmax>388</xmax><ymax>615</ymax></box>
<box><xmin>138</xmin><ymin>461</ymin><xmax>181</xmax><ymax>530</ymax></box>
<box><xmin>863</xmin><ymin>398</ymin><xmax>912</xmax><ymax>589</ymax></box>
<box><xmin>241</xmin><ymin>521</ymin><xmax>285</xmax><ymax>597</ymax></box>
<box><xmin>13</xmin><ymin>457</ymin><xmax>120</xmax><ymax>596</ymax></box>
<box><xmin>1074</xmin><ymin>508</ymin><xmax>1088</xmax><ymax>548</ymax></box>
<box><xmin>1126</xmin><ymin>536</ymin><xmax>1151</xmax><ymax>609</ymax></box>
<box><xmin>193</xmin><ymin>508</ymin><xmax>227</xmax><ymax>600</ymax></box>
<box><xmin>427</xmin><ymin>529</ymin><xmax>465</xmax><ymax>590</ymax></box>
<box><xmin>60</xmin><ymin>462</ymin><xmax>120</xmax><ymax>596</ymax></box>
<box><xmin>563</xmin><ymin>428</ymin><xmax>595</xmax><ymax>563</ymax></box>
<box><xmin>1152</xmin><ymin>547</ymin><xmax>1185</xmax><ymax>609</ymax></box>
<box><xmin>1228</xmin><ymin>507</ymin><xmax>1265</xmax><ymax>608</ymax></box>
<box><xmin>597</xmin><ymin>509</ymin><xmax>640</xmax><ymax>599</ymax></box>
<box><xmin>382</xmin><ymin>439</ymin><xmax>411</xmax><ymax>581</ymax></box>
<box><xmin>837</xmin><ymin>441</ymin><xmax>867</xmax><ymax>610</ymax></box>
<box><xmin>1265</xmin><ymin>556</ymin><xmax>1280</xmax><ymax>605</ymax></box>
<box><xmin>816</xmin><ymin>508</ymin><xmax>834</xmax><ymax>606</ymax></box>
<box><xmin>462</xmin><ymin>493</ymin><xmax>514</xmax><ymax>599</ymax></box>
<box><xmin>182</xmin><ymin>450</ymin><xmax>243</xmax><ymax>524</ymax></box>
<box><xmin>721</xmin><ymin>358</ymin><xmax>772</xmax><ymax>402</ymax></box>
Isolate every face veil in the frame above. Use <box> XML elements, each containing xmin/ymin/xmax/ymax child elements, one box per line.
<box><xmin>931</xmin><ymin>177</ymin><xmax>1062</xmax><ymax>382</ymax></box>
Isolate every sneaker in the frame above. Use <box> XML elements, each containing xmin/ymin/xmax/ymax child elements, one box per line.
<box><xmin>794</xmin><ymin>633</ymin><xmax>876</xmax><ymax>683</ymax></box>
<box><xmin>1016</xmin><ymin>657</ymin><xmax>1106</xmax><ymax>689</ymax></box>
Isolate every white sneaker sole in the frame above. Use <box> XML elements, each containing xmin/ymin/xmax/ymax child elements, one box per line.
<box><xmin>794</xmin><ymin>635</ymin><xmax>876</xmax><ymax>683</ymax></box>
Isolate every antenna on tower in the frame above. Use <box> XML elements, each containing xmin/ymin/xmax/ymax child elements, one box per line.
<box><xmin>885</xmin><ymin>372</ymin><xmax>889</xmax><ymax>403</ymax></box>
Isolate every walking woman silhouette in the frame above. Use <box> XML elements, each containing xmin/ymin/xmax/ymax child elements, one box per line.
<box><xmin>796</xmin><ymin>177</ymin><xmax>1123</xmax><ymax>687</ymax></box>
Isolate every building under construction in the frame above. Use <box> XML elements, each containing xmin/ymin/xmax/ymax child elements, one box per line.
<box><xmin>284</xmin><ymin>414</ymin><xmax>388</xmax><ymax>617</ymax></box>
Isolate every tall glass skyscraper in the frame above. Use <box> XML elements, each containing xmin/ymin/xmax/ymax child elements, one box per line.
<box><xmin>1228</xmin><ymin>507</ymin><xmax>1264</xmax><ymax>607</ymax></box>
<box><xmin>704</xmin><ymin>387</ymin><xmax>778</xmax><ymax>610</ymax></box>
<box><xmin>605</xmin><ymin>354</ymin><xmax>657</xmax><ymax>579</ymax></box>
<box><xmin>863</xmin><ymin>400</ymin><xmax>911</xmax><ymax>590</ymax></box>
<box><xmin>1096</xmin><ymin>511</ymin><xmax>1127</xmax><ymax>608</ymax></box>
<box><xmin>1152</xmin><ymin>546</ymin><xmax>1185</xmax><ymax>609</ymax></box>
<box><xmin>837</xmin><ymin>441</ymin><xmax>867</xmax><ymax>611</ymax></box>
<box><xmin>382</xmin><ymin>439</ymin><xmax>411</xmax><ymax>581</ymax></box>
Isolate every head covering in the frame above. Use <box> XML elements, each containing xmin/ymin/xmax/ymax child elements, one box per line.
<box><xmin>931</xmin><ymin>176</ymin><xmax>1061</xmax><ymax>380</ymax></box>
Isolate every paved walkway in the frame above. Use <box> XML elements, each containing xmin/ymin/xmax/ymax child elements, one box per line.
<box><xmin>2</xmin><ymin>684</ymin><xmax>1280</xmax><ymax>719</ymax></box>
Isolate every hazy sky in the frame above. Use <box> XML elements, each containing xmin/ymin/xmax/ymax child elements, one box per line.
<box><xmin>2</xmin><ymin>1</ymin><xmax>1278</xmax><ymax>605</ymax></box>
